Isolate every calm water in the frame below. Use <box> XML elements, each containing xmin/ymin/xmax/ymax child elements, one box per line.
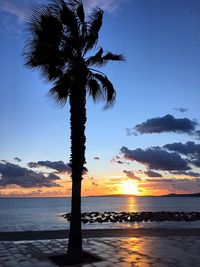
<box><xmin>0</xmin><ymin>196</ymin><xmax>200</xmax><ymax>232</ymax></box>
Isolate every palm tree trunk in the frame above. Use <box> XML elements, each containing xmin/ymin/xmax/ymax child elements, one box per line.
<box><xmin>67</xmin><ymin>179</ymin><xmax>82</xmax><ymax>260</ymax></box>
<box><xmin>67</xmin><ymin>68</ymin><xmax>87</xmax><ymax>263</ymax></box>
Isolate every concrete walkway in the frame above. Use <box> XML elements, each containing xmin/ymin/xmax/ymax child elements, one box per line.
<box><xmin>1</xmin><ymin>234</ymin><xmax>200</xmax><ymax>266</ymax></box>
<box><xmin>1</xmin><ymin>228</ymin><xmax>200</xmax><ymax>241</ymax></box>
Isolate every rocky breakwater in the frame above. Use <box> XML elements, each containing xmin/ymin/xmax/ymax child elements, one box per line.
<box><xmin>63</xmin><ymin>211</ymin><xmax>200</xmax><ymax>223</ymax></box>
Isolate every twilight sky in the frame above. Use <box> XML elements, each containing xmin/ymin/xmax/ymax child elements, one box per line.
<box><xmin>0</xmin><ymin>0</ymin><xmax>200</xmax><ymax>197</ymax></box>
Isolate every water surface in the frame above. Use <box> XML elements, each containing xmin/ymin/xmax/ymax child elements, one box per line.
<box><xmin>1</xmin><ymin>196</ymin><xmax>200</xmax><ymax>231</ymax></box>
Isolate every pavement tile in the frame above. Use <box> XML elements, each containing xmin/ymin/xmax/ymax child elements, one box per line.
<box><xmin>0</xmin><ymin>236</ymin><xmax>200</xmax><ymax>266</ymax></box>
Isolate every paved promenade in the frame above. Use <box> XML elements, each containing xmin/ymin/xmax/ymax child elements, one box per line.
<box><xmin>0</xmin><ymin>230</ymin><xmax>200</xmax><ymax>266</ymax></box>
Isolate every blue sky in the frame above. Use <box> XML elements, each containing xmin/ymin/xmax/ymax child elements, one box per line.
<box><xmin>0</xmin><ymin>0</ymin><xmax>200</xmax><ymax>196</ymax></box>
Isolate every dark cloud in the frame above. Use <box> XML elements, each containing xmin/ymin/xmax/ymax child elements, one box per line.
<box><xmin>134</xmin><ymin>114</ymin><xmax>197</xmax><ymax>135</ymax></box>
<box><xmin>145</xmin><ymin>170</ymin><xmax>162</xmax><ymax>177</ymax></box>
<box><xmin>93</xmin><ymin>157</ymin><xmax>100</xmax><ymax>160</ymax></box>
<box><xmin>193</xmin><ymin>160</ymin><xmax>200</xmax><ymax>167</ymax></box>
<box><xmin>1</xmin><ymin>160</ymin><xmax>7</xmax><ymax>163</ymax></box>
<box><xmin>0</xmin><ymin>162</ymin><xmax>61</xmax><ymax>188</ymax></box>
<box><xmin>120</xmin><ymin>146</ymin><xmax>190</xmax><ymax>171</ymax></box>
<box><xmin>147</xmin><ymin>178</ymin><xmax>175</xmax><ymax>183</ymax></box>
<box><xmin>164</xmin><ymin>141</ymin><xmax>200</xmax><ymax>167</ymax></box>
<box><xmin>125</xmin><ymin>128</ymin><xmax>135</xmax><ymax>136</ymax></box>
<box><xmin>48</xmin><ymin>173</ymin><xmax>61</xmax><ymax>180</ymax></box>
<box><xmin>27</xmin><ymin>160</ymin><xmax>71</xmax><ymax>173</ymax></box>
<box><xmin>123</xmin><ymin>170</ymin><xmax>141</xmax><ymax>181</ymax></box>
<box><xmin>111</xmin><ymin>156</ymin><xmax>125</xmax><ymax>164</ymax></box>
<box><xmin>170</xmin><ymin>170</ymin><xmax>200</xmax><ymax>177</ymax></box>
<box><xmin>164</xmin><ymin>141</ymin><xmax>200</xmax><ymax>156</ymax></box>
<box><xmin>116</xmin><ymin>160</ymin><xmax>124</xmax><ymax>164</ymax></box>
<box><xmin>14</xmin><ymin>157</ymin><xmax>22</xmax><ymax>162</ymax></box>
<box><xmin>174</xmin><ymin>107</ymin><xmax>188</xmax><ymax>113</ymax></box>
<box><xmin>27</xmin><ymin>162</ymin><xmax>38</xmax><ymax>168</ymax></box>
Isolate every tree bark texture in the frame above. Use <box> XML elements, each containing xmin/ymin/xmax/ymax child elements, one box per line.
<box><xmin>67</xmin><ymin>67</ymin><xmax>87</xmax><ymax>262</ymax></box>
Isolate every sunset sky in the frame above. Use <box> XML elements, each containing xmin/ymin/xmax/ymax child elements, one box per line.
<box><xmin>0</xmin><ymin>0</ymin><xmax>200</xmax><ymax>197</ymax></box>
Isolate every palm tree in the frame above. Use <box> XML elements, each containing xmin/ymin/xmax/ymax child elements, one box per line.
<box><xmin>24</xmin><ymin>0</ymin><xmax>124</xmax><ymax>263</ymax></box>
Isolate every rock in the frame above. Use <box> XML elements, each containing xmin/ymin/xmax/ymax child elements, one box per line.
<box><xmin>63</xmin><ymin>211</ymin><xmax>200</xmax><ymax>223</ymax></box>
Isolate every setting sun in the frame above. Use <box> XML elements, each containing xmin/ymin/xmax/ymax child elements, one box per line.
<box><xmin>120</xmin><ymin>181</ymin><xmax>139</xmax><ymax>195</ymax></box>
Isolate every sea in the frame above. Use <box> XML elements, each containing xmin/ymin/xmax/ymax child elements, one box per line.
<box><xmin>0</xmin><ymin>196</ymin><xmax>200</xmax><ymax>232</ymax></box>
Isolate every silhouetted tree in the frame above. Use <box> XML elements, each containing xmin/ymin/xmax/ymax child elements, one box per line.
<box><xmin>24</xmin><ymin>0</ymin><xmax>124</xmax><ymax>263</ymax></box>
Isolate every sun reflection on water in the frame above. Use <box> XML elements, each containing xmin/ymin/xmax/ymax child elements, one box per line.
<box><xmin>124</xmin><ymin>196</ymin><xmax>139</xmax><ymax>212</ymax></box>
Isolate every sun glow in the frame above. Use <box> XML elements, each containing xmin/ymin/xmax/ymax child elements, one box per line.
<box><xmin>120</xmin><ymin>180</ymin><xmax>139</xmax><ymax>195</ymax></box>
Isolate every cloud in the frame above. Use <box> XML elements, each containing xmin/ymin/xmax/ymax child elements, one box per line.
<box><xmin>0</xmin><ymin>0</ymin><xmax>128</xmax><ymax>23</ymax></box>
<box><xmin>0</xmin><ymin>0</ymin><xmax>30</xmax><ymax>36</ymax></box>
<box><xmin>0</xmin><ymin>0</ymin><xmax>128</xmax><ymax>36</ymax></box>
<box><xmin>170</xmin><ymin>178</ymin><xmax>200</xmax><ymax>192</ymax></box>
<box><xmin>27</xmin><ymin>160</ymin><xmax>71</xmax><ymax>173</ymax></box>
<box><xmin>145</xmin><ymin>178</ymin><xmax>200</xmax><ymax>189</ymax></box>
<box><xmin>164</xmin><ymin>141</ymin><xmax>200</xmax><ymax>167</ymax></box>
<box><xmin>141</xmin><ymin>177</ymin><xmax>200</xmax><ymax>194</ymax></box>
<box><xmin>145</xmin><ymin>170</ymin><xmax>162</xmax><ymax>177</ymax></box>
<box><xmin>174</xmin><ymin>107</ymin><xmax>188</xmax><ymax>113</ymax></box>
<box><xmin>89</xmin><ymin>176</ymin><xmax>98</xmax><ymax>186</ymax></box>
<box><xmin>0</xmin><ymin>162</ymin><xmax>61</xmax><ymax>188</ymax></box>
<box><xmin>92</xmin><ymin>181</ymin><xmax>98</xmax><ymax>186</ymax></box>
<box><xmin>123</xmin><ymin>170</ymin><xmax>141</xmax><ymax>181</ymax></box>
<box><xmin>0</xmin><ymin>0</ymin><xmax>128</xmax><ymax>22</ymax></box>
<box><xmin>195</xmin><ymin>130</ymin><xmax>200</xmax><ymax>139</ymax></box>
<box><xmin>83</xmin><ymin>0</ymin><xmax>128</xmax><ymax>13</ymax></box>
<box><xmin>125</xmin><ymin>128</ymin><xmax>134</xmax><ymax>136</ymax></box>
<box><xmin>170</xmin><ymin>170</ymin><xmax>200</xmax><ymax>177</ymax></box>
<box><xmin>133</xmin><ymin>114</ymin><xmax>197</xmax><ymax>135</ymax></box>
<box><xmin>109</xmin><ymin>178</ymin><xmax>125</xmax><ymax>182</ymax></box>
<box><xmin>120</xmin><ymin>146</ymin><xmax>190</xmax><ymax>171</ymax></box>
<box><xmin>14</xmin><ymin>157</ymin><xmax>22</xmax><ymax>162</ymax></box>
<box><xmin>93</xmin><ymin>157</ymin><xmax>100</xmax><ymax>160</ymax></box>
<box><xmin>111</xmin><ymin>156</ymin><xmax>125</xmax><ymax>164</ymax></box>
<box><xmin>0</xmin><ymin>0</ymin><xmax>29</xmax><ymax>21</ymax></box>
<box><xmin>115</xmin><ymin>160</ymin><xmax>124</xmax><ymax>164</ymax></box>
<box><xmin>27</xmin><ymin>162</ymin><xmax>38</xmax><ymax>168</ymax></box>
<box><xmin>164</xmin><ymin>141</ymin><xmax>200</xmax><ymax>156</ymax></box>
<box><xmin>147</xmin><ymin>178</ymin><xmax>175</xmax><ymax>183</ymax></box>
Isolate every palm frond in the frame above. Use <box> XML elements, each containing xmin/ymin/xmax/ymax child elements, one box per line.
<box><xmin>86</xmin><ymin>50</ymin><xmax>125</xmax><ymax>67</ymax></box>
<box><xmin>54</xmin><ymin>0</ymin><xmax>79</xmax><ymax>38</ymax></box>
<box><xmin>87</xmin><ymin>78</ymin><xmax>102</xmax><ymax>102</ymax></box>
<box><xmin>48</xmin><ymin>74</ymin><xmax>71</xmax><ymax>106</ymax></box>
<box><xmin>25</xmin><ymin>3</ymin><xmax>51</xmax><ymax>31</ymax></box>
<box><xmin>76</xmin><ymin>1</ymin><xmax>87</xmax><ymax>40</ymax></box>
<box><xmin>41</xmin><ymin>64</ymin><xmax>63</xmax><ymax>81</ymax></box>
<box><xmin>25</xmin><ymin>39</ymin><xmax>64</xmax><ymax>67</ymax></box>
<box><xmin>24</xmin><ymin>3</ymin><xmax>64</xmax><ymax>71</ymax></box>
<box><xmin>24</xmin><ymin>0</ymin><xmax>123</xmax><ymax>110</ymax></box>
<box><xmin>76</xmin><ymin>1</ymin><xmax>85</xmax><ymax>25</ymax></box>
<box><xmin>84</xmin><ymin>8</ymin><xmax>103</xmax><ymax>52</ymax></box>
<box><xmin>92</xmin><ymin>73</ymin><xmax>116</xmax><ymax>109</ymax></box>
<box><xmin>86</xmin><ymin>47</ymin><xmax>104</xmax><ymax>67</ymax></box>
<box><xmin>103</xmin><ymin>52</ymin><xmax>125</xmax><ymax>62</ymax></box>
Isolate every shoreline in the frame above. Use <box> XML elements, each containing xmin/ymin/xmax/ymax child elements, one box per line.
<box><xmin>1</xmin><ymin>228</ymin><xmax>200</xmax><ymax>241</ymax></box>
